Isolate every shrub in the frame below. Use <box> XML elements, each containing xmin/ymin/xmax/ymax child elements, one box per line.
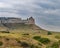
<box><xmin>47</xmin><ymin>31</ymin><xmax>52</xmax><ymax>35</ymax></box>
<box><xmin>38</xmin><ymin>43</ymin><xmax>42</xmax><ymax>46</ymax></box>
<box><xmin>46</xmin><ymin>42</ymin><xmax>59</xmax><ymax>48</ymax></box>
<box><xmin>30</xmin><ymin>45</ymin><xmax>39</xmax><ymax>48</ymax></box>
<box><xmin>6</xmin><ymin>38</ymin><xmax>9</xmax><ymax>41</ymax></box>
<box><xmin>23</xmin><ymin>33</ymin><xmax>29</xmax><ymax>35</ymax></box>
<box><xmin>51</xmin><ymin>42</ymin><xmax>59</xmax><ymax>48</ymax></box>
<box><xmin>0</xmin><ymin>42</ymin><xmax>3</xmax><ymax>46</ymax></box>
<box><xmin>33</xmin><ymin>36</ymin><xmax>50</xmax><ymax>44</ymax></box>
<box><xmin>21</xmin><ymin>42</ymin><xmax>30</xmax><ymax>47</ymax></box>
<box><xmin>1</xmin><ymin>31</ymin><xmax>10</xmax><ymax>33</ymax></box>
<box><xmin>33</xmin><ymin>36</ymin><xmax>41</xmax><ymax>41</ymax></box>
<box><xmin>30</xmin><ymin>45</ymin><xmax>36</xmax><ymax>48</ymax></box>
<box><xmin>17</xmin><ymin>41</ymin><xmax>21</xmax><ymax>44</ymax></box>
<box><xmin>40</xmin><ymin>38</ymin><xmax>50</xmax><ymax>44</ymax></box>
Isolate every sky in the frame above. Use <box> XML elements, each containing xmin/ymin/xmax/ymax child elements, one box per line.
<box><xmin>0</xmin><ymin>0</ymin><xmax>60</xmax><ymax>32</ymax></box>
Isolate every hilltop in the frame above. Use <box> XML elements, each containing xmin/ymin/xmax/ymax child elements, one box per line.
<box><xmin>0</xmin><ymin>17</ymin><xmax>35</xmax><ymax>24</ymax></box>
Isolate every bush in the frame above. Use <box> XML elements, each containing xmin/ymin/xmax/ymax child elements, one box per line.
<box><xmin>33</xmin><ymin>36</ymin><xmax>41</xmax><ymax>41</ymax></box>
<box><xmin>39</xmin><ymin>38</ymin><xmax>50</xmax><ymax>44</ymax></box>
<box><xmin>47</xmin><ymin>31</ymin><xmax>52</xmax><ymax>35</ymax></box>
<box><xmin>6</xmin><ymin>38</ymin><xmax>9</xmax><ymax>41</ymax></box>
<box><xmin>30</xmin><ymin>45</ymin><xmax>39</xmax><ymax>48</ymax></box>
<box><xmin>38</xmin><ymin>43</ymin><xmax>42</xmax><ymax>46</ymax></box>
<box><xmin>21</xmin><ymin>42</ymin><xmax>30</xmax><ymax>47</ymax></box>
<box><xmin>17</xmin><ymin>41</ymin><xmax>21</xmax><ymax>44</ymax></box>
<box><xmin>51</xmin><ymin>42</ymin><xmax>59</xmax><ymax>48</ymax></box>
<box><xmin>46</xmin><ymin>42</ymin><xmax>59</xmax><ymax>48</ymax></box>
<box><xmin>23</xmin><ymin>33</ymin><xmax>29</xmax><ymax>35</ymax></box>
<box><xmin>30</xmin><ymin>45</ymin><xmax>35</xmax><ymax>48</ymax></box>
<box><xmin>0</xmin><ymin>42</ymin><xmax>3</xmax><ymax>46</ymax></box>
<box><xmin>33</xmin><ymin>36</ymin><xmax>50</xmax><ymax>44</ymax></box>
<box><xmin>1</xmin><ymin>31</ymin><xmax>10</xmax><ymax>33</ymax></box>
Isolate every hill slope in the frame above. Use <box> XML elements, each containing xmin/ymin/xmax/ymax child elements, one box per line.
<box><xmin>0</xmin><ymin>23</ymin><xmax>47</xmax><ymax>34</ymax></box>
<box><xmin>0</xmin><ymin>23</ymin><xmax>60</xmax><ymax>48</ymax></box>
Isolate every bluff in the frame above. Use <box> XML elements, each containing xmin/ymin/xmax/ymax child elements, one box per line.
<box><xmin>0</xmin><ymin>17</ymin><xmax>35</xmax><ymax>24</ymax></box>
<box><xmin>0</xmin><ymin>17</ymin><xmax>47</xmax><ymax>33</ymax></box>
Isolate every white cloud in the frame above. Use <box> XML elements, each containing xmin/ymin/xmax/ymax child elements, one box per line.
<box><xmin>0</xmin><ymin>2</ymin><xmax>12</xmax><ymax>8</ymax></box>
<box><xmin>0</xmin><ymin>12</ymin><xmax>20</xmax><ymax>17</ymax></box>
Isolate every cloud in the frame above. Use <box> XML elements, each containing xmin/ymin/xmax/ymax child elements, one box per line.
<box><xmin>0</xmin><ymin>2</ymin><xmax>12</xmax><ymax>8</ymax></box>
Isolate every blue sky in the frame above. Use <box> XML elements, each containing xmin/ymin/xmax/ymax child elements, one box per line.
<box><xmin>0</xmin><ymin>0</ymin><xmax>60</xmax><ymax>32</ymax></box>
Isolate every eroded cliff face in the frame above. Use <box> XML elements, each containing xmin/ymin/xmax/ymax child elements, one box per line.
<box><xmin>0</xmin><ymin>17</ymin><xmax>35</xmax><ymax>25</ymax></box>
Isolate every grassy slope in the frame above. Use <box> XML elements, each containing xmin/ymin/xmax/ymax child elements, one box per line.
<box><xmin>0</xmin><ymin>23</ymin><xmax>60</xmax><ymax>48</ymax></box>
<box><xmin>1</xmin><ymin>23</ymin><xmax>47</xmax><ymax>33</ymax></box>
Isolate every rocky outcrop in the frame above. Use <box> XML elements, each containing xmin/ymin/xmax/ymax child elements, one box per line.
<box><xmin>0</xmin><ymin>17</ymin><xmax>35</xmax><ymax>24</ymax></box>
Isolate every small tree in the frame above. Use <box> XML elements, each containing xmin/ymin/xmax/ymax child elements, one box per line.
<box><xmin>47</xmin><ymin>31</ymin><xmax>52</xmax><ymax>35</ymax></box>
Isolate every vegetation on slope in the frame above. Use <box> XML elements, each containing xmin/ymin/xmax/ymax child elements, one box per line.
<box><xmin>0</xmin><ymin>23</ymin><xmax>60</xmax><ymax>48</ymax></box>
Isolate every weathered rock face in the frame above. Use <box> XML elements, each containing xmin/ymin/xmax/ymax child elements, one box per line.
<box><xmin>0</xmin><ymin>17</ymin><xmax>35</xmax><ymax>24</ymax></box>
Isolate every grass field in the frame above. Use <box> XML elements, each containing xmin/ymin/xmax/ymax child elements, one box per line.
<box><xmin>0</xmin><ymin>23</ymin><xmax>60</xmax><ymax>48</ymax></box>
<box><xmin>0</xmin><ymin>30</ymin><xmax>60</xmax><ymax>48</ymax></box>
